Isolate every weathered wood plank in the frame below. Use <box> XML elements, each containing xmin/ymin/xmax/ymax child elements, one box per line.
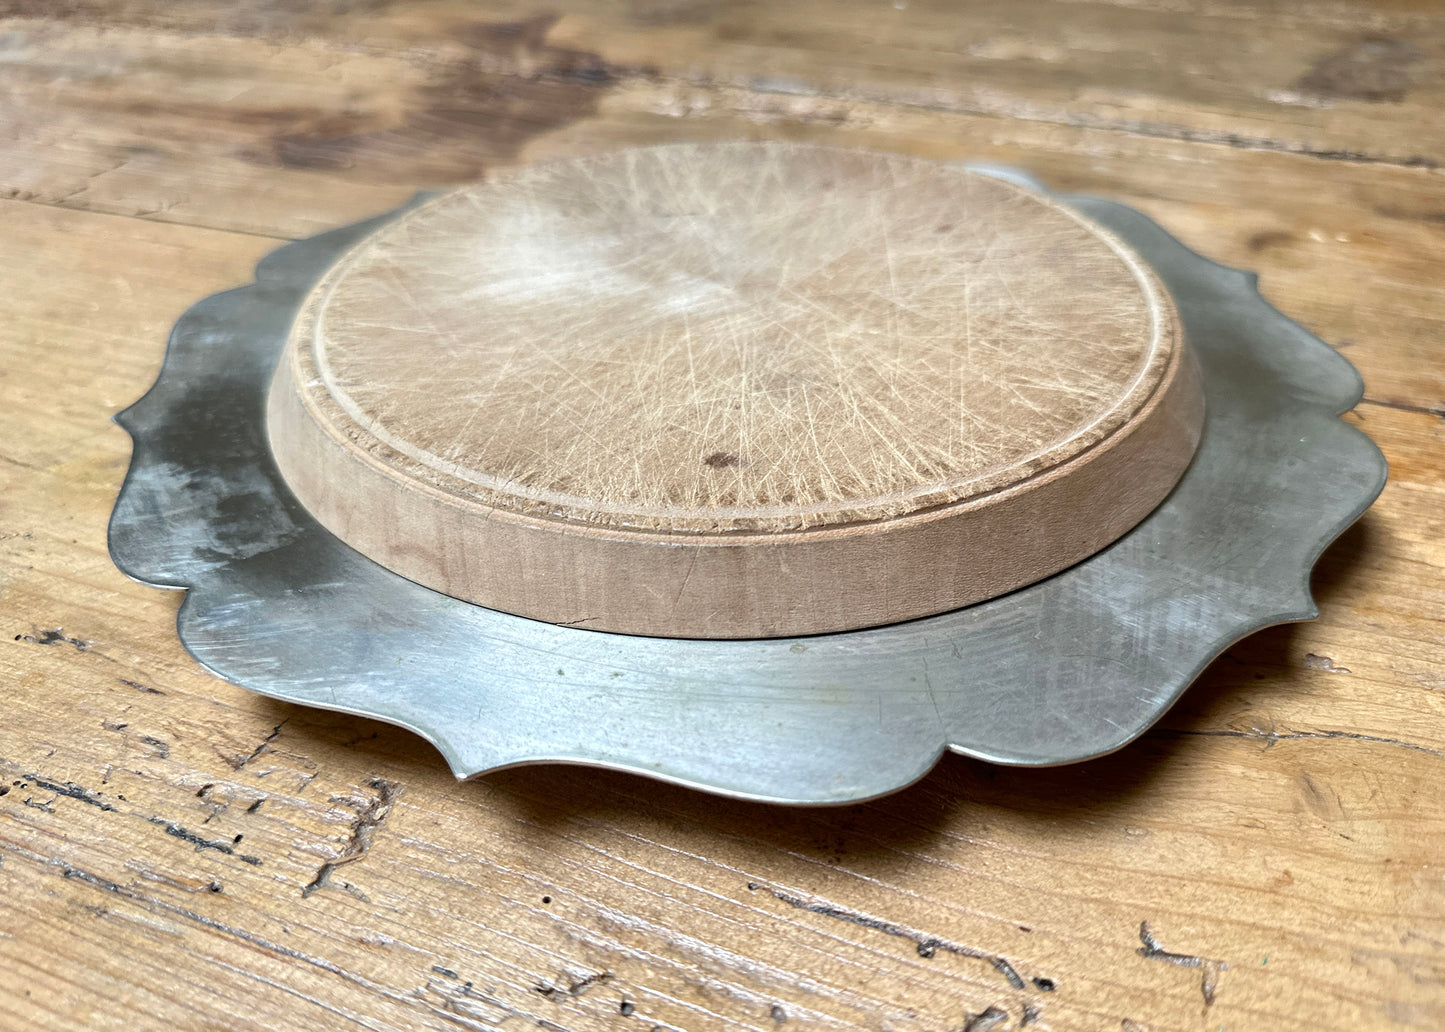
<box><xmin>6</xmin><ymin>0</ymin><xmax>1445</xmax><ymax>169</ymax></box>
<box><xmin>4</xmin><ymin>4</ymin><xmax>1442</xmax><ymax>414</ymax></box>
<box><xmin>2</xmin><ymin>0</ymin><xmax>1443</xmax><ymax>235</ymax></box>
<box><xmin>550</xmin><ymin>0</ymin><xmax>1445</xmax><ymax>163</ymax></box>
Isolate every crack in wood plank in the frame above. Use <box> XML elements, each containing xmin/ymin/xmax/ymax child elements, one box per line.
<box><xmin>756</xmin><ymin>883</ymin><xmax>1029</xmax><ymax>990</ymax></box>
<box><xmin>0</xmin><ymin>841</ymin><xmax>445</xmax><ymax>1018</ymax></box>
<box><xmin>629</xmin><ymin>75</ymin><xmax>1444</xmax><ymax>172</ymax></box>
<box><xmin>301</xmin><ymin>777</ymin><xmax>400</xmax><ymax>898</ymax></box>
<box><xmin>1360</xmin><ymin>397</ymin><xmax>1445</xmax><ymax>420</ymax></box>
<box><xmin>1137</xmin><ymin>921</ymin><xmax>1227</xmax><ymax>1007</ymax></box>
<box><xmin>1160</xmin><ymin>727</ymin><xmax>1445</xmax><ymax>760</ymax></box>
<box><xmin>534</xmin><ymin>969</ymin><xmax>612</xmax><ymax>1000</ymax></box>
<box><xmin>13</xmin><ymin>627</ymin><xmax>92</xmax><ymax>651</ymax></box>
<box><xmin>1</xmin><ymin>759</ymin><xmax>263</xmax><ymax>865</ymax></box>
<box><xmin>231</xmin><ymin>720</ymin><xmax>287</xmax><ymax>771</ymax></box>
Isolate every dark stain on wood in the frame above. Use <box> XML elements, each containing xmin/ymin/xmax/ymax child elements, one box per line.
<box><xmin>249</xmin><ymin>13</ymin><xmax>626</xmax><ymax>182</ymax></box>
<box><xmin>1295</xmin><ymin>37</ymin><xmax>1422</xmax><ymax>103</ymax></box>
<box><xmin>1375</xmin><ymin>204</ymin><xmax>1445</xmax><ymax>226</ymax></box>
<box><xmin>1247</xmin><ymin>229</ymin><xmax>1294</xmax><ymax>252</ymax></box>
<box><xmin>8</xmin><ymin>7</ymin><xmax>631</xmax><ymax>188</ymax></box>
<box><xmin>1298</xmin><ymin>771</ymin><xmax>1347</xmax><ymax>822</ymax></box>
<box><xmin>703</xmin><ymin>451</ymin><xmax>742</xmax><ymax>469</ymax></box>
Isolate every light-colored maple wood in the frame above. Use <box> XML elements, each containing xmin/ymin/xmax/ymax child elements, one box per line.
<box><xmin>1</xmin><ymin>3</ymin><xmax>1443</xmax><ymax>1031</ymax></box>
<box><xmin>269</xmin><ymin>142</ymin><xmax>1203</xmax><ymax>637</ymax></box>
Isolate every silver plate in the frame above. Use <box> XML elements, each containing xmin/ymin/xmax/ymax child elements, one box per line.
<box><xmin>108</xmin><ymin>172</ymin><xmax>1386</xmax><ymax>805</ymax></box>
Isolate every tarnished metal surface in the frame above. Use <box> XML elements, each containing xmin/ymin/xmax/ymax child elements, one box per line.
<box><xmin>109</xmin><ymin>178</ymin><xmax>1386</xmax><ymax>805</ymax></box>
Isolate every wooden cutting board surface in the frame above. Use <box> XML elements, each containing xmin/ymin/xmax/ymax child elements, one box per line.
<box><xmin>269</xmin><ymin>142</ymin><xmax>1204</xmax><ymax>636</ymax></box>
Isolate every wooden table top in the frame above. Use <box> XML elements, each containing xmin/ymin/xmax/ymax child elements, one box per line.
<box><xmin>1</xmin><ymin>3</ymin><xmax>1441</xmax><ymax>1029</ymax></box>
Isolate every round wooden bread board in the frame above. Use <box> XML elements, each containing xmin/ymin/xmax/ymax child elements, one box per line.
<box><xmin>268</xmin><ymin>142</ymin><xmax>1205</xmax><ymax>639</ymax></box>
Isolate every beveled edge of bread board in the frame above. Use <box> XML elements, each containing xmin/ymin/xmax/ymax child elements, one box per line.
<box><xmin>263</xmin><ymin>148</ymin><xmax>1205</xmax><ymax>637</ymax></box>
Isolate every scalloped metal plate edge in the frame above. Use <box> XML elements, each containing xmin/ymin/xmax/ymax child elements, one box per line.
<box><xmin>108</xmin><ymin>176</ymin><xmax>1386</xmax><ymax>805</ymax></box>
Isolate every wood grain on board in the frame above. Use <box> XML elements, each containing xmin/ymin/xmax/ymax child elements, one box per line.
<box><xmin>270</xmin><ymin>142</ymin><xmax>1203</xmax><ymax>636</ymax></box>
<box><xmin>1</xmin><ymin>2</ymin><xmax>1443</xmax><ymax>1030</ymax></box>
